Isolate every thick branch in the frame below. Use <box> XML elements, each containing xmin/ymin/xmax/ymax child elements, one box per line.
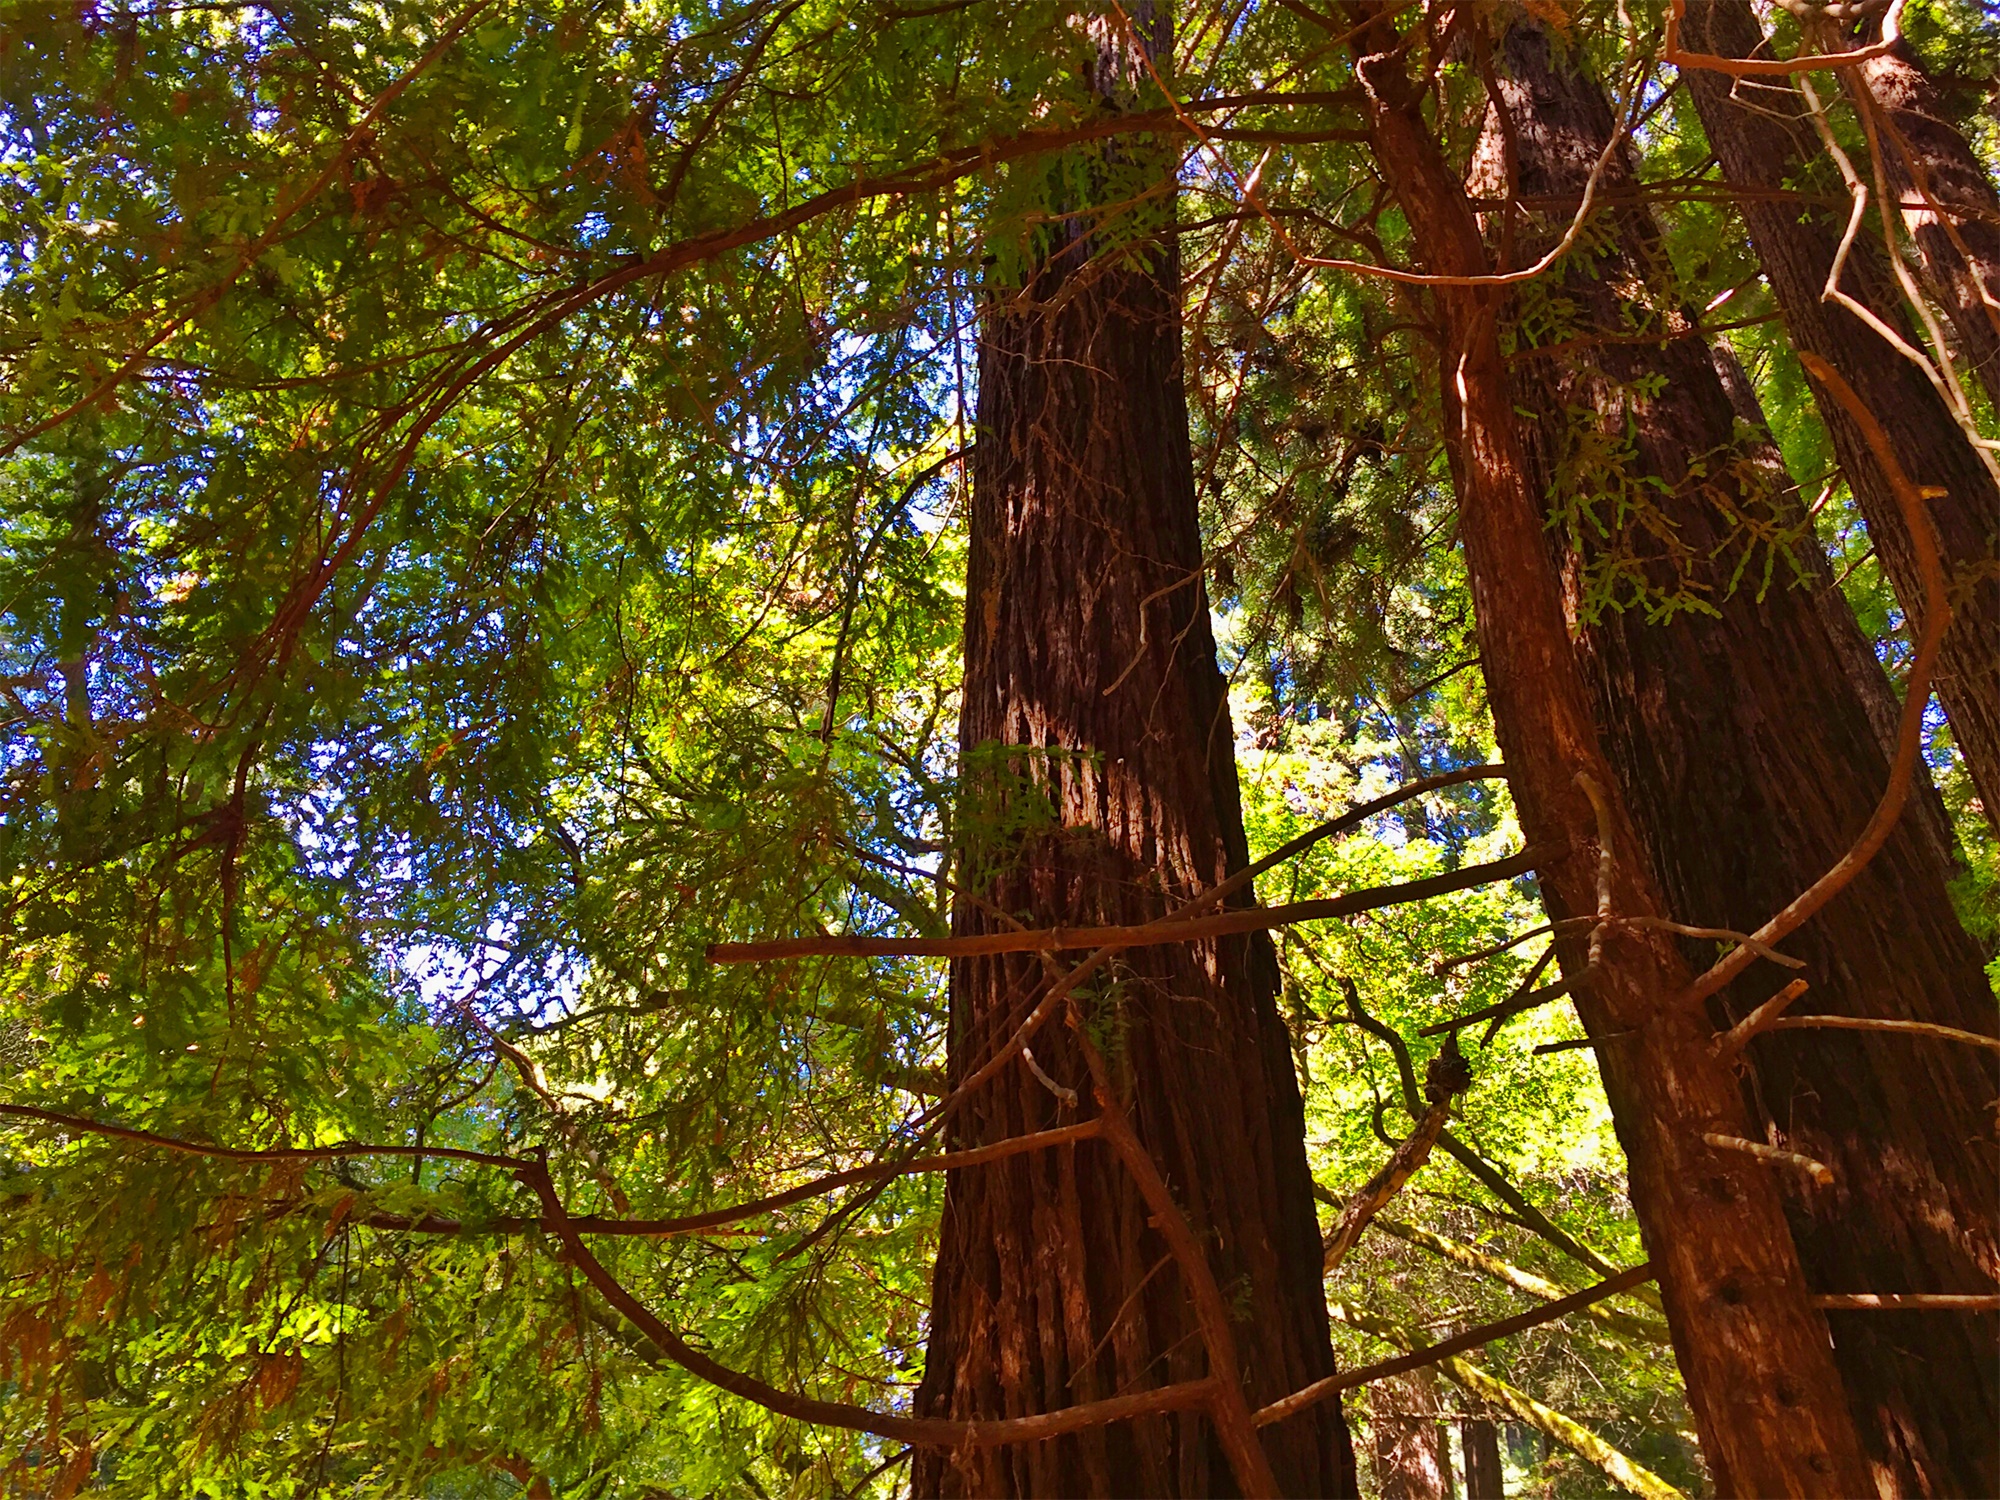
<box><xmin>1701</xmin><ymin>1133</ymin><xmax>1836</xmax><ymax>1187</ymax></box>
<box><xmin>1814</xmin><ymin>1294</ymin><xmax>2000</xmax><ymax>1310</ymax></box>
<box><xmin>1760</xmin><ymin>1016</ymin><xmax>2000</xmax><ymax>1052</ymax></box>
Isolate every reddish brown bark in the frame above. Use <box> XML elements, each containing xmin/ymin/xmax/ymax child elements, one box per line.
<box><xmin>1677</xmin><ymin>0</ymin><xmax>2000</xmax><ymax>832</ymax></box>
<box><xmin>1367</xmin><ymin>1372</ymin><xmax>1453</xmax><ymax>1500</ymax></box>
<box><xmin>1343</xmin><ymin>10</ymin><xmax>1873</xmax><ymax>1494</ymax></box>
<box><xmin>1852</xmin><ymin>25</ymin><xmax>2000</xmax><ymax>403</ymax></box>
<box><xmin>910</xmin><ymin>14</ymin><xmax>1355</xmax><ymax>1496</ymax></box>
<box><xmin>1476</xmin><ymin>22</ymin><xmax>2000</xmax><ymax>1495</ymax></box>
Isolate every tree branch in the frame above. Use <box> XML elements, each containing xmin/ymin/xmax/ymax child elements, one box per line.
<box><xmin>710</xmin><ymin>848</ymin><xmax>1540</xmax><ymax>962</ymax></box>
<box><xmin>1253</xmin><ymin>1263</ymin><xmax>1657</xmax><ymax>1427</ymax></box>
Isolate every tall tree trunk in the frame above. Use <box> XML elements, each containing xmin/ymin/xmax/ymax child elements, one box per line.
<box><xmin>1677</xmin><ymin>0</ymin><xmax>2000</xmax><ymax>832</ymax></box>
<box><xmin>1458</xmin><ymin>1419</ymin><xmax>1504</xmax><ymax>1500</ymax></box>
<box><xmin>1850</xmin><ymin>22</ymin><xmax>2000</xmax><ymax>403</ymax></box>
<box><xmin>912</xmin><ymin>10</ymin><xmax>1356</xmax><ymax>1495</ymax></box>
<box><xmin>1474</xmin><ymin>22</ymin><xmax>2000</xmax><ymax>1496</ymax></box>
<box><xmin>1368</xmin><ymin>1372</ymin><xmax>1454</xmax><ymax>1500</ymax></box>
<box><xmin>1342</xmin><ymin>10</ymin><xmax>1874</xmax><ymax>1494</ymax></box>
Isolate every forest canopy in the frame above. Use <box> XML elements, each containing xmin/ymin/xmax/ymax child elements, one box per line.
<box><xmin>0</xmin><ymin>0</ymin><xmax>1996</xmax><ymax>1495</ymax></box>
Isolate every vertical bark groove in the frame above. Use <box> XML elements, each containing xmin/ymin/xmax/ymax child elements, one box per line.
<box><xmin>1344</xmin><ymin>9</ymin><xmax>1875</xmax><ymax>1492</ymax></box>
<box><xmin>912</xmin><ymin>15</ymin><xmax>1355</xmax><ymax>1495</ymax></box>
<box><xmin>1851</xmin><ymin>26</ymin><xmax>2000</xmax><ymax>402</ymax></box>
<box><xmin>1473</xmin><ymin>23</ymin><xmax>2000</xmax><ymax>1494</ymax></box>
<box><xmin>1678</xmin><ymin>0</ymin><xmax>2000</xmax><ymax>832</ymax></box>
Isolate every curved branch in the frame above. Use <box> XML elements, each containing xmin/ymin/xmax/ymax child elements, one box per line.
<box><xmin>517</xmin><ymin>1154</ymin><xmax>1222</xmax><ymax>1448</ymax></box>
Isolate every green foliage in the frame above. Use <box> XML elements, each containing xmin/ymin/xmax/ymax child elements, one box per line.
<box><xmin>2</xmin><ymin>0</ymin><xmax>1992</xmax><ymax>1493</ymax></box>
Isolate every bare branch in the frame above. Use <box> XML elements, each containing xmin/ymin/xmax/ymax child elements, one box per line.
<box><xmin>710</xmin><ymin>848</ymin><xmax>1540</xmax><ymax>963</ymax></box>
<box><xmin>1328</xmin><ymin>1300</ymin><xmax>1689</xmax><ymax>1500</ymax></box>
<box><xmin>1701</xmin><ymin>1133</ymin><xmax>1836</xmax><ymax>1187</ymax></box>
<box><xmin>1679</xmin><ymin>355</ymin><xmax>1955</xmax><ymax>1008</ymax></box>
<box><xmin>1712</xmin><ymin>978</ymin><xmax>1812</xmax><ymax>1055</ymax></box>
<box><xmin>1814</xmin><ymin>1294</ymin><xmax>2000</xmax><ymax>1310</ymax></box>
<box><xmin>1372</xmin><ymin>1217</ymin><xmax>1670</xmax><ymax>1346</ymax></box>
<box><xmin>1760</xmin><ymin>1016</ymin><xmax>2000</xmax><ymax>1052</ymax></box>
<box><xmin>1253</xmin><ymin>1263</ymin><xmax>1656</xmax><ymax>1427</ymax></box>
<box><xmin>1322</xmin><ymin>1099</ymin><xmax>1453</xmax><ymax>1275</ymax></box>
<box><xmin>518</xmin><ymin>1154</ymin><xmax>1225</xmax><ymax>1448</ymax></box>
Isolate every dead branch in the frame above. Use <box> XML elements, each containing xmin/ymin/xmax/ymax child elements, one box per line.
<box><xmin>1814</xmin><ymin>1294</ymin><xmax>2000</xmax><ymax>1310</ymax></box>
<box><xmin>1712</xmin><ymin>978</ymin><xmax>1812</xmax><ymax>1055</ymax></box>
<box><xmin>0</xmin><ymin>1101</ymin><xmax>522</xmax><ymax>1173</ymax></box>
<box><xmin>1434</xmin><ymin>920</ymin><xmax>1585</xmax><ymax>975</ymax></box>
<box><xmin>1322</xmin><ymin>1097</ymin><xmax>1455</xmax><ymax>1275</ymax></box>
<box><xmin>521</xmin><ymin>1147</ymin><xmax>1225</xmax><ymax>1449</ymax></box>
<box><xmin>1419</xmin><ymin>971</ymin><xmax>1572</xmax><ymax>1038</ymax></box>
<box><xmin>1373</xmin><ymin>1217</ymin><xmax>1671</xmax><ymax>1345</ymax></box>
<box><xmin>1060</xmin><ymin>984</ymin><xmax>1281</xmax><ymax>1496</ymax></box>
<box><xmin>1761</xmin><ymin>1016</ymin><xmax>2000</xmax><ymax>1052</ymax></box>
<box><xmin>1701</xmin><ymin>1133</ymin><xmax>1836</xmax><ymax>1187</ymax></box>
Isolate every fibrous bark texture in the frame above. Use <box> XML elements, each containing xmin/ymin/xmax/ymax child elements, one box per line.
<box><xmin>910</xmin><ymin>16</ymin><xmax>1356</xmax><ymax>1496</ymax></box>
<box><xmin>1345</xmin><ymin>10</ymin><xmax>1873</xmax><ymax>1493</ymax></box>
<box><xmin>1678</xmin><ymin>0</ymin><xmax>2000</xmax><ymax>832</ymax></box>
<box><xmin>1853</xmin><ymin>25</ymin><xmax>2000</xmax><ymax>403</ymax></box>
<box><xmin>1476</xmin><ymin>23</ymin><xmax>2000</xmax><ymax>1496</ymax></box>
<box><xmin>1367</xmin><ymin>1371</ymin><xmax>1453</xmax><ymax>1500</ymax></box>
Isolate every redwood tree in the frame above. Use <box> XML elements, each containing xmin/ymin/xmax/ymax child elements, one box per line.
<box><xmin>910</xmin><ymin>9</ymin><xmax>1356</xmax><ymax>1494</ymax></box>
<box><xmin>1340</xmin><ymin>6</ymin><xmax>1874</xmax><ymax>1491</ymax></box>
<box><xmin>1677</xmin><ymin>0</ymin><xmax>2000</xmax><ymax>831</ymax></box>
<box><xmin>1476</xmin><ymin>21</ymin><xmax>2000</xmax><ymax>1492</ymax></box>
<box><xmin>1850</xmin><ymin>16</ymin><xmax>2000</xmax><ymax>403</ymax></box>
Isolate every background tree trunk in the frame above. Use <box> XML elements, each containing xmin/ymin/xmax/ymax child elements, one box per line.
<box><xmin>1368</xmin><ymin>1371</ymin><xmax>1454</xmax><ymax>1500</ymax></box>
<box><xmin>1343</xmin><ymin>11</ymin><xmax>1873</xmax><ymax>1493</ymax></box>
<box><xmin>1475</xmin><ymin>23</ymin><xmax>2000</xmax><ymax>1495</ymax></box>
<box><xmin>1458</xmin><ymin>1419</ymin><xmax>1503</xmax><ymax>1500</ymax></box>
<box><xmin>1678</xmin><ymin>0</ymin><xmax>2000</xmax><ymax>832</ymax></box>
<box><xmin>912</xmin><ymin>11</ymin><xmax>1356</xmax><ymax>1495</ymax></box>
<box><xmin>1851</xmin><ymin>25</ymin><xmax>2000</xmax><ymax>402</ymax></box>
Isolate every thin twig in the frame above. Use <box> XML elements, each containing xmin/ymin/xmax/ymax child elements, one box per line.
<box><xmin>0</xmin><ymin>1102</ymin><xmax>522</xmax><ymax>1172</ymax></box>
<box><xmin>1434</xmin><ymin>920</ymin><xmax>1586</xmax><ymax>975</ymax></box>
